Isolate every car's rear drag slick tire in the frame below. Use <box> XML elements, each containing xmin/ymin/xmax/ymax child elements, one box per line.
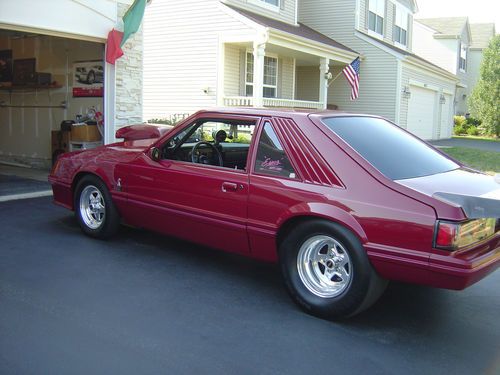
<box><xmin>279</xmin><ymin>219</ymin><xmax>388</xmax><ymax>319</ymax></box>
<box><xmin>74</xmin><ymin>175</ymin><xmax>120</xmax><ymax>239</ymax></box>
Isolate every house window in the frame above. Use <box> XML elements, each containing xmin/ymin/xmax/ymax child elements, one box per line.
<box><xmin>248</xmin><ymin>0</ymin><xmax>280</xmax><ymax>11</ymax></box>
<box><xmin>368</xmin><ymin>0</ymin><xmax>385</xmax><ymax>36</ymax></box>
<box><xmin>262</xmin><ymin>0</ymin><xmax>279</xmax><ymax>6</ymax></box>
<box><xmin>393</xmin><ymin>7</ymin><xmax>408</xmax><ymax>47</ymax></box>
<box><xmin>246</xmin><ymin>52</ymin><xmax>278</xmax><ymax>98</ymax></box>
<box><xmin>459</xmin><ymin>43</ymin><xmax>467</xmax><ymax>72</ymax></box>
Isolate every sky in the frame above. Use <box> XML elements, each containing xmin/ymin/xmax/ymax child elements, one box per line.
<box><xmin>415</xmin><ymin>0</ymin><xmax>500</xmax><ymax>31</ymax></box>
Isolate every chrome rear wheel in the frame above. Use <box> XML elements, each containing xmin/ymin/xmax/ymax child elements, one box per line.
<box><xmin>297</xmin><ymin>235</ymin><xmax>352</xmax><ymax>298</ymax></box>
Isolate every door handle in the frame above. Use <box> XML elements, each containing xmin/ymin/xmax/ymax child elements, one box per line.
<box><xmin>222</xmin><ymin>182</ymin><xmax>238</xmax><ymax>192</ymax></box>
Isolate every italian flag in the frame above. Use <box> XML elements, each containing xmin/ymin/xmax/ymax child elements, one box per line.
<box><xmin>106</xmin><ymin>0</ymin><xmax>147</xmax><ymax>64</ymax></box>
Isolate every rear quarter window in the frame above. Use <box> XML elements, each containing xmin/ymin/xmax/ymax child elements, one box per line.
<box><xmin>321</xmin><ymin>116</ymin><xmax>458</xmax><ymax>180</ymax></box>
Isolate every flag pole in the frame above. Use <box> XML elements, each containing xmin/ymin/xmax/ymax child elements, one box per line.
<box><xmin>327</xmin><ymin>70</ymin><xmax>344</xmax><ymax>88</ymax></box>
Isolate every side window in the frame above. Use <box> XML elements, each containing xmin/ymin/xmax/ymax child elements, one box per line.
<box><xmin>254</xmin><ymin>122</ymin><xmax>296</xmax><ymax>179</ymax></box>
<box><xmin>161</xmin><ymin>119</ymin><xmax>255</xmax><ymax>171</ymax></box>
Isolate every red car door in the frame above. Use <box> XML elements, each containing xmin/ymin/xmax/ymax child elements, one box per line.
<box><xmin>123</xmin><ymin>115</ymin><xmax>259</xmax><ymax>255</ymax></box>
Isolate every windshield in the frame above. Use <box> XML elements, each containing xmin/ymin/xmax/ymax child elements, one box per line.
<box><xmin>322</xmin><ymin>116</ymin><xmax>459</xmax><ymax>180</ymax></box>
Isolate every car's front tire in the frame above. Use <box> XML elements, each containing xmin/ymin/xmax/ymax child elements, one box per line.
<box><xmin>279</xmin><ymin>219</ymin><xmax>387</xmax><ymax>319</ymax></box>
<box><xmin>74</xmin><ymin>175</ymin><xmax>120</xmax><ymax>239</ymax></box>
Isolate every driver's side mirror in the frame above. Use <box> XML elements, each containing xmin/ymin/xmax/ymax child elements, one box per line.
<box><xmin>150</xmin><ymin>147</ymin><xmax>161</xmax><ymax>162</ymax></box>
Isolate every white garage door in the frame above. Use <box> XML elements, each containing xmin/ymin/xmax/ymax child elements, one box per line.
<box><xmin>439</xmin><ymin>94</ymin><xmax>453</xmax><ymax>139</ymax></box>
<box><xmin>407</xmin><ymin>85</ymin><xmax>436</xmax><ymax>140</ymax></box>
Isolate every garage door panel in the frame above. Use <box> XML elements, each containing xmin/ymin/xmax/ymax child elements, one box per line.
<box><xmin>407</xmin><ymin>86</ymin><xmax>436</xmax><ymax>140</ymax></box>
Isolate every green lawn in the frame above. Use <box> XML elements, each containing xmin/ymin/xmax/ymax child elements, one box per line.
<box><xmin>442</xmin><ymin>147</ymin><xmax>500</xmax><ymax>174</ymax></box>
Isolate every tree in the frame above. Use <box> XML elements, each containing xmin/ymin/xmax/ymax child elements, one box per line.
<box><xmin>469</xmin><ymin>35</ymin><xmax>500</xmax><ymax>137</ymax></box>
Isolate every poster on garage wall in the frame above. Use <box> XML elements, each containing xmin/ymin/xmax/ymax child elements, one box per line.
<box><xmin>73</xmin><ymin>60</ymin><xmax>104</xmax><ymax>97</ymax></box>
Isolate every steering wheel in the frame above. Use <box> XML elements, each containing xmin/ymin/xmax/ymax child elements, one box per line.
<box><xmin>191</xmin><ymin>141</ymin><xmax>223</xmax><ymax>166</ymax></box>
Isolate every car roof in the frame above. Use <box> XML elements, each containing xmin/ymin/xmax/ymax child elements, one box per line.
<box><xmin>195</xmin><ymin>107</ymin><xmax>377</xmax><ymax>120</ymax></box>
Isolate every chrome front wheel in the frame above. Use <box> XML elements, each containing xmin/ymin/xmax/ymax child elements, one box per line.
<box><xmin>79</xmin><ymin>185</ymin><xmax>106</xmax><ymax>230</ymax></box>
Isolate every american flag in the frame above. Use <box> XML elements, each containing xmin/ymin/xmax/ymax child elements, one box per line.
<box><xmin>342</xmin><ymin>57</ymin><xmax>360</xmax><ymax>100</ymax></box>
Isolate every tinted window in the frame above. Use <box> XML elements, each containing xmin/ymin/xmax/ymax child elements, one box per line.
<box><xmin>254</xmin><ymin>123</ymin><xmax>296</xmax><ymax>179</ymax></box>
<box><xmin>322</xmin><ymin>117</ymin><xmax>458</xmax><ymax>180</ymax></box>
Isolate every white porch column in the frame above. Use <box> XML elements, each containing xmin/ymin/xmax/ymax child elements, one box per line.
<box><xmin>319</xmin><ymin>57</ymin><xmax>330</xmax><ymax>110</ymax></box>
<box><xmin>253</xmin><ymin>42</ymin><xmax>266</xmax><ymax>107</ymax></box>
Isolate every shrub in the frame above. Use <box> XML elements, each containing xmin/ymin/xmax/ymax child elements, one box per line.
<box><xmin>467</xmin><ymin>126</ymin><xmax>480</xmax><ymax>136</ymax></box>
<box><xmin>454</xmin><ymin>115</ymin><xmax>467</xmax><ymax>127</ymax></box>
<box><xmin>454</xmin><ymin>125</ymin><xmax>466</xmax><ymax>135</ymax></box>
<box><xmin>466</xmin><ymin>117</ymin><xmax>482</xmax><ymax>127</ymax></box>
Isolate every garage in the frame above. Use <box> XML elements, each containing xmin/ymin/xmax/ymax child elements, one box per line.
<box><xmin>0</xmin><ymin>30</ymin><xmax>105</xmax><ymax>170</ymax></box>
<box><xmin>406</xmin><ymin>85</ymin><xmax>436</xmax><ymax>140</ymax></box>
<box><xmin>0</xmin><ymin>0</ymin><xmax>144</xmax><ymax>200</ymax></box>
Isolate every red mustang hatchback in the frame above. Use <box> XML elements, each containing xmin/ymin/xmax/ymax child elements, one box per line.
<box><xmin>49</xmin><ymin>109</ymin><xmax>500</xmax><ymax>318</ymax></box>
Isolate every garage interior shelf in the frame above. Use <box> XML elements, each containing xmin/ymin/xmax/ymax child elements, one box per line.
<box><xmin>0</xmin><ymin>84</ymin><xmax>66</xmax><ymax>109</ymax></box>
<box><xmin>0</xmin><ymin>84</ymin><xmax>63</xmax><ymax>91</ymax></box>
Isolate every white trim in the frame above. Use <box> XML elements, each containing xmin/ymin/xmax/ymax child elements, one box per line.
<box><xmin>0</xmin><ymin>22</ymin><xmax>106</xmax><ymax>43</ymax></box>
<box><xmin>247</xmin><ymin>0</ymin><xmax>280</xmax><ymax>13</ymax></box>
<box><xmin>355</xmin><ymin>0</ymin><xmax>361</xmax><ymax>30</ymax></box>
<box><xmin>0</xmin><ymin>190</ymin><xmax>52</xmax><ymax>202</ymax></box>
<box><xmin>443</xmin><ymin>88</ymin><xmax>454</xmax><ymax>95</ymax></box>
<box><xmin>294</xmin><ymin>0</ymin><xmax>298</xmax><ymax>25</ymax></box>
<box><xmin>104</xmin><ymin>61</ymin><xmax>116</xmax><ymax>144</ymax></box>
<box><xmin>292</xmin><ymin>58</ymin><xmax>296</xmax><ymax>100</ymax></box>
<box><xmin>245</xmin><ymin>50</ymin><xmax>279</xmax><ymax>98</ymax></box>
<box><xmin>268</xmin><ymin>32</ymin><xmax>357</xmax><ymax>64</ymax></box>
<box><xmin>409</xmin><ymin>79</ymin><xmax>439</xmax><ymax>92</ymax></box>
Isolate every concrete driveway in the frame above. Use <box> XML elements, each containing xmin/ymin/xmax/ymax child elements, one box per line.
<box><xmin>1</xmin><ymin>197</ymin><xmax>499</xmax><ymax>374</ymax></box>
<box><xmin>430</xmin><ymin>138</ymin><xmax>500</xmax><ymax>152</ymax></box>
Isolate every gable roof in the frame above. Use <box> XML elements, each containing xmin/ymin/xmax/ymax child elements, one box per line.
<box><xmin>224</xmin><ymin>4</ymin><xmax>356</xmax><ymax>54</ymax></box>
<box><xmin>417</xmin><ymin>17</ymin><xmax>468</xmax><ymax>37</ymax></box>
<box><xmin>361</xmin><ymin>32</ymin><xmax>457</xmax><ymax>80</ymax></box>
<box><xmin>470</xmin><ymin>23</ymin><xmax>496</xmax><ymax>49</ymax></box>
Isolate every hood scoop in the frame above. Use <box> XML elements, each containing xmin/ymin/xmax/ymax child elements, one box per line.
<box><xmin>115</xmin><ymin>124</ymin><xmax>173</xmax><ymax>141</ymax></box>
<box><xmin>433</xmin><ymin>192</ymin><xmax>500</xmax><ymax>219</ymax></box>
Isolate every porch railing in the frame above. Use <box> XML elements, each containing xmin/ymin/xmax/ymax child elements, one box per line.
<box><xmin>223</xmin><ymin>96</ymin><xmax>324</xmax><ymax>110</ymax></box>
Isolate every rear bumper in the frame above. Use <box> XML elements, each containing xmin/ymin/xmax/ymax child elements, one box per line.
<box><xmin>367</xmin><ymin>236</ymin><xmax>500</xmax><ymax>290</ymax></box>
<box><xmin>427</xmin><ymin>237</ymin><xmax>500</xmax><ymax>289</ymax></box>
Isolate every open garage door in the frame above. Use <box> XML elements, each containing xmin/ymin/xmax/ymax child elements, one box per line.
<box><xmin>407</xmin><ymin>85</ymin><xmax>436</xmax><ymax>140</ymax></box>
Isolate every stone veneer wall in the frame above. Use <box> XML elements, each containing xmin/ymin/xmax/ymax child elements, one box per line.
<box><xmin>114</xmin><ymin>3</ymin><xmax>143</xmax><ymax>131</ymax></box>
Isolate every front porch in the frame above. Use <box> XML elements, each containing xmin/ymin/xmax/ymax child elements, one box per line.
<box><xmin>218</xmin><ymin>40</ymin><xmax>355</xmax><ymax>111</ymax></box>
<box><xmin>215</xmin><ymin>6</ymin><xmax>358</xmax><ymax>111</ymax></box>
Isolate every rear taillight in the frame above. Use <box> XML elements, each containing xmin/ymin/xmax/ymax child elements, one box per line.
<box><xmin>435</xmin><ymin>218</ymin><xmax>497</xmax><ymax>251</ymax></box>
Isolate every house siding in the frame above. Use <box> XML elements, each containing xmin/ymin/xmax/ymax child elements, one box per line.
<box><xmin>296</xmin><ymin>66</ymin><xmax>319</xmax><ymax>101</ymax></box>
<box><xmin>300</xmin><ymin>0</ymin><xmax>398</xmax><ymax>122</ymax></box>
<box><xmin>143</xmin><ymin>0</ymin><xmax>256</xmax><ymax>119</ymax></box>
<box><xmin>400</xmin><ymin>63</ymin><xmax>456</xmax><ymax>138</ymax></box>
<box><xmin>280</xmin><ymin>57</ymin><xmax>295</xmax><ymax>99</ymax></box>
<box><xmin>222</xmin><ymin>0</ymin><xmax>296</xmax><ymax>25</ymax></box>
<box><xmin>224</xmin><ymin>45</ymin><xmax>241</xmax><ymax>96</ymax></box>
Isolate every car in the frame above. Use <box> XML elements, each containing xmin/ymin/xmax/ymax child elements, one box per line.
<box><xmin>49</xmin><ymin>108</ymin><xmax>500</xmax><ymax>319</ymax></box>
<box><xmin>75</xmin><ymin>65</ymin><xmax>104</xmax><ymax>84</ymax></box>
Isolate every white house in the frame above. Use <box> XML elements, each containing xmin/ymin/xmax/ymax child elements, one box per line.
<box><xmin>299</xmin><ymin>0</ymin><xmax>459</xmax><ymax>140</ymax></box>
<box><xmin>413</xmin><ymin>17</ymin><xmax>471</xmax><ymax>115</ymax></box>
<box><xmin>0</xmin><ymin>0</ymin><xmax>143</xmax><ymax>168</ymax></box>
<box><xmin>143</xmin><ymin>0</ymin><xmax>360</xmax><ymax>122</ymax></box>
<box><xmin>144</xmin><ymin>0</ymin><xmax>459</xmax><ymax>141</ymax></box>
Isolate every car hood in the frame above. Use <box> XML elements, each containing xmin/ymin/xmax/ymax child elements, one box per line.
<box><xmin>396</xmin><ymin>168</ymin><xmax>500</xmax><ymax>219</ymax></box>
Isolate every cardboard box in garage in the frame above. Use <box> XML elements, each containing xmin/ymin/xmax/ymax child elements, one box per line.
<box><xmin>71</xmin><ymin>123</ymin><xmax>101</xmax><ymax>142</ymax></box>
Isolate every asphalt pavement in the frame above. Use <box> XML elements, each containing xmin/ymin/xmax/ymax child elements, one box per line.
<box><xmin>1</xmin><ymin>197</ymin><xmax>499</xmax><ymax>375</ymax></box>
